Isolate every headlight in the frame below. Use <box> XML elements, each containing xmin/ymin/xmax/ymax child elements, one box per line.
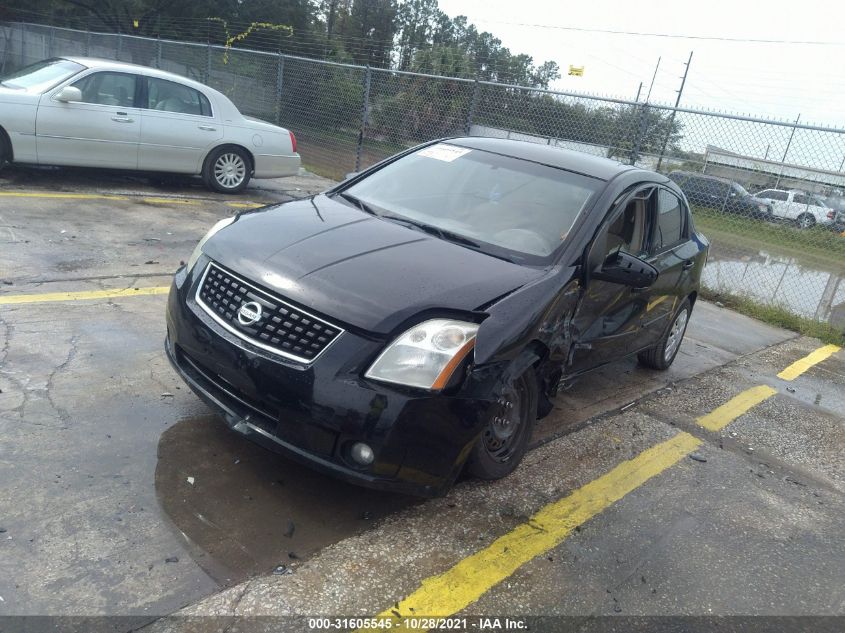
<box><xmin>365</xmin><ymin>319</ymin><xmax>478</xmax><ymax>390</ymax></box>
<box><xmin>187</xmin><ymin>217</ymin><xmax>235</xmax><ymax>271</ymax></box>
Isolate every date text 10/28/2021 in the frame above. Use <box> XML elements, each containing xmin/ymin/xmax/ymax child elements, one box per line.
<box><xmin>306</xmin><ymin>617</ymin><xmax>528</xmax><ymax>631</ymax></box>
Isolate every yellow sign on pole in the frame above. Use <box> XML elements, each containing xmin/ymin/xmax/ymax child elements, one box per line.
<box><xmin>568</xmin><ymin>65</ymin><xmax>584</xmax><ymax>77</ymax></box>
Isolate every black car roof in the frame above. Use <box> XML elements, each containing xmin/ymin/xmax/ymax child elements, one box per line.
<box><xmin>669</xmin><ymin>170</ymin><xmax>735</xmax><ymax>186</ymax></box>
<box><xmin>447</xmin><ymin>137</ymin><xmax>636</xmax><ymax>181</ymax></box>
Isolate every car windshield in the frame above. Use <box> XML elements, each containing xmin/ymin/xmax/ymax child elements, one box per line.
<box><xmin>342</xmin><ymin>143</ymin><xmax>602</xmax><ymax>264</ymax></box>
<box><xmin>0</xmin><ymin>58</ymin><xmax>85</xmax><ymax>92</ymax></box>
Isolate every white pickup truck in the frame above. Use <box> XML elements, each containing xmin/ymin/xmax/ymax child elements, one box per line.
<box><xmin>754</xmin><ymin>189</ymin><xmax>835</xmax><ymax>229</ymax></box>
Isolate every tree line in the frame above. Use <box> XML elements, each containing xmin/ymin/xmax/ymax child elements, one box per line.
<box><xmin>3</xmin><ymin>0</ymin><xmax>683</xmax><ymax>158</ymax></box>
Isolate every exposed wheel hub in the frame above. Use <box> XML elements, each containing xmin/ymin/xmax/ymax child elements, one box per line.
<box><xmin>482</xmin><ymin>383</ymin><xmax>526</xmax><ymax>462</ymax></box>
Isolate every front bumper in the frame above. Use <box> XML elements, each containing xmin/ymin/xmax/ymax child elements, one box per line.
<box><xmin>165</xmin><ymin>260</ymin><xmax>496</xmax><ymax>497</ymax></box>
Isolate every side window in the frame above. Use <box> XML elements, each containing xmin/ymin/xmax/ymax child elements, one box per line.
<box><xmin>654</xmin><ymin>190</ymin><xmax>686</xmax><ymax>251</ymax></box>
<box><xmin>604</xmin><ymin>197</ymin><xmax>648</xmax><ymax>259</ymax></box>
<box><xmin>710</xmin><ymin>181</ymin><xmax>729</xmax><ymax>198</ymax></box>
<box><xmin>793</xmin><ymin>193</ymin><xmax>808</xmax><ymax>205</ymax></box>
<box><xmin>70</xmin><ymin>72</ymin><xmax>137</xmax><ymax>107</ymax></box>
<box><xmin>763</xmin><ymin>191</ymin><xmax>789</xmax><ymax>202</ymax></box>
<box><xmin>146</xmin><ymin>77</ymin><xmax>212</xmax><ymax>116</ymax></box>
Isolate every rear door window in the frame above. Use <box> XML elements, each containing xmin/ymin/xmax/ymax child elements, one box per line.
<box><xmin>759</xmin><ymin>190</ymin><xmax>789</xmax><ymax>202</ymax></box>
<box><xmin>146</xmin><ymin>77</ymin><xmax>212</xmax><ymax>116</ymax></box>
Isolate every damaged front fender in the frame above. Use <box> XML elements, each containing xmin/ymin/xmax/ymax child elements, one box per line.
<box><xmin>473</xmin><ymin>265</ymin><xmax>582</xmax><ymax>367</ymax></box>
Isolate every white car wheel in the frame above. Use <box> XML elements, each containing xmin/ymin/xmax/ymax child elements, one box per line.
<box><xmin>797</xmin><ymin>213</ymin><xmax>815</xmax><ymax>229</ymax></box>
<box><xmin>204</xmin><ymin>147</ymin><xmax>251</xmax><ymax>193</ymax></box>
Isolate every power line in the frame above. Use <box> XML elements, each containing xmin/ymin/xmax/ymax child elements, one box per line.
<box><xmin>461</xmin><ymin>20</ymin><xmax>845</xmax><ymax>46</ymax></box>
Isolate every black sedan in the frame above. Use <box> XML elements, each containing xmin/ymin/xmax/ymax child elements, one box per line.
<box><xmin>165</xmin><ymin>137</ymin><xmax>708</xmax><ymax>496</ymax></box>
<box><xmin>668</xmin><ymin>171</ymin><xmax>772</xmax><ymax>219</ymax></box>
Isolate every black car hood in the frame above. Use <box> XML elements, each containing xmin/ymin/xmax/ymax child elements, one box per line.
<box><xmin>202</xmin><ymin>195</ymin><xmax>545</xmax><ymax>334</ymax></box>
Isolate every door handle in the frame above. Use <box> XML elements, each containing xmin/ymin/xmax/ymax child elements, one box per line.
<box><xmin>682</xmin><ymin>260</ymin><xmax>694</xmax><ymax>270</ymax></box>
<box><xmin>198</xmin><ymin>125</ymin><xmax>217</xmax><ymax>131</ymax></box>
<box><xmin>111</xmin><ymin>116</ymin><xmax>134</xmax><ymax>123</ymax></box>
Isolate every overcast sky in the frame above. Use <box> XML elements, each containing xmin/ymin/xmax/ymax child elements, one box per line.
<box><xmin>438</xmin><ymin>0</ymin><xmax>845</xmax><ymax>128</ymax></box>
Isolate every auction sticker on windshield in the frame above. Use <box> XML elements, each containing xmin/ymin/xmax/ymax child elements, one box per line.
<box><xmin>417</xmin><ymin>143</ymin><xmax>472</xmax><ymax>162</ymax></box>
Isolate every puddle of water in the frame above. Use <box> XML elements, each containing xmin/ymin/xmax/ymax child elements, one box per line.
<box><xmin>154</xmin><ymin>415</ymin><xmax>416</xmax><ymax>587</ymax></box>
<box><xmin>704</xmin><ymin>244</ymin><xmax>845</xmax><ymax>321</ymax></box>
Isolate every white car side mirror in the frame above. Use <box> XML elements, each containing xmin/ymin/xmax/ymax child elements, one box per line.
<box><xmin>55</xmin><ymin>86</ymin><xmax>82</xmax><ymax>102</ymax></box>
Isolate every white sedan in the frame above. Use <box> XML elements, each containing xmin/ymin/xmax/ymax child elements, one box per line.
<box><xmin>0</xmin><ymin>57</ymin><xmax>300</xmax><ymax>193</ymax></box>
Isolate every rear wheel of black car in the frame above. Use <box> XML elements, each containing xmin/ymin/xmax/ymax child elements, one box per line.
<box><xmin>638</xmin><ymin>298</ymin><xmax>691</xmax><ymax>370</ymax></box>
<box><xmin>466</xmin><ymin>369</ymin><xmax>538</xmax><ymax>480</ymax></box>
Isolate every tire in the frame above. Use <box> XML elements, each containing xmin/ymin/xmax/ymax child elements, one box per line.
<box><xmin>203</xmin><ymin>146</ymin><xmax>251</xmax><ymax>194</ymax></box>
<box><xmin>796</xmin><ymin>213</ymin><xmax>815</xmax><ymax>229</ymax></box>
<box><xmin>466</xmin><ymin>368</ymin><xmax>538</xmax><ymax>480</ymax></box>
<box><xmin>0</xmin><ymin>132</ymin><xmax>9</xmax><ymax>170</ymax></box>
<box><xmin>638</xmin><ymin>298</ymin><xmax>691</xmax><ymax>370</ymax></box>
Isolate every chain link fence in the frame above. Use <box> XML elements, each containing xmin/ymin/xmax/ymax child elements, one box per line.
<box><xmin>2</xmin><ymin>21</ymin><xmax>844</xmax><ymax>329</ymax></box>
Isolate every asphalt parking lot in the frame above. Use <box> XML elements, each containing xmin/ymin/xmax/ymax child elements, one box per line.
<box><xmin>0</xmin><ymin>166</ymin><xmax>843</xmax><ymax>630</ymax></box>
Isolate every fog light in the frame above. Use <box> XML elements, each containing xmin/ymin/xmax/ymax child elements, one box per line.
<box><xmin>350</xmin><ymin>442</ymin><xmax>374</xmax><ymax>465</ymax></box>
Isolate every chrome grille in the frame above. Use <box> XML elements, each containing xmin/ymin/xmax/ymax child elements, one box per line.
<box><xmin>196</xmin><ymin>262</ymin><xmax>343</xmax><ymax>363</ymax></box>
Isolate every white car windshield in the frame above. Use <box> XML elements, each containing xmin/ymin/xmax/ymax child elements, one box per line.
<box><xmin>0</xmin><ymin>58</ymin><xmax>85</xmax><ymax>92</ymax></box>
<box><xmin>342</xmin><ymin>143</ymin><xmax>602</xmax><ymax>264</ymax></box>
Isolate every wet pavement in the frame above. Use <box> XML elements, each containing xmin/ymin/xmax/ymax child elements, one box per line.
<box><xmin>155</xmin><ymin>414</ymin><xmax>414</xmax><ymax>586</ymax></box>
<box><xmin>0</xmin><ymin>166</ymin><xmax>842</xmax><ymax>627</ymax></box>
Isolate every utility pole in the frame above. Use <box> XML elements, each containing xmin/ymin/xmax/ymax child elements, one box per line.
<box><xmin>775</xmin><ymin>113</ymin><xmax>800</xmax><ymax>188</ymax></box>
<box><xmin>656</xmin><ymin>51</ymin><xmax>693</xmax><ymax>172</ymax></box>
<box><xmin>645</xmin><ymin>56</ymin><xmax>660</xmax><ymax>103</ymax></box>
<box><xmin>634</xmin><ymin>82</ymin><xmax>643</xmax><ymax>102</ymax></box>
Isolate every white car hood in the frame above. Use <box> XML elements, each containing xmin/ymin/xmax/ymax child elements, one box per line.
<box><xmin>0</xmin><ymin>85</ymin><xmax>40</xmax><ymax>105</ymax></box>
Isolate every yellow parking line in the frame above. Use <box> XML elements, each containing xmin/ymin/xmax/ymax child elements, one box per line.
<box><xmin>0</xmin><ymin>191</ymin><xmax>263</xmax><ymax>208</ymax></box>
<box><xmin>359</xmin><ymin>376</ymin><xmax>788</xmax><ymax>629</ymax></box>
<box><xmin>361</xmin><ymin>431</ymin><xmax>702</xmax><ymax>628</ymax></box>
<box><xmin>777</xmin><ymin>344</ymin><xmax>841</xmax><ymax>381</ymax></box>
<box><xmin>695</xmin><ymin>385</ymin><xmax>777</xmax><ymax>432</ymax></box>
<box><xmin>0</xmin><ymin>286</ymin><xmax>169</xmax><ymax>305</ymax></box>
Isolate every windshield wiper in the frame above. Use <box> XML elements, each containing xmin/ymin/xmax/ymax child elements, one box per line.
<box><xmin>333</xmin><ymin>191</ymin><xmax>379</xmax><ymax>217</ymax></box>
<box><xmin>381</xmin><ymin>215</ymin><xmax>481</xmax><ymax>248</ymax></box>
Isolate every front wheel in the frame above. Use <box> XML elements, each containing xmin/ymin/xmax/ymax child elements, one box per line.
<box><xmin>638</xmin><ymin>298</ymin><xmax>691</xmax><ymax>370</ymax></box>
<box><xmin>796</xmin><ymin>213</ymin><xmax>816</xmax><ymax>229</ymax></box>
<box><xmin>203</xmin><ymin>146</ymin><xmax>252</xmax><ymax>194</ymax></box>
<box><xmin>466</xmin><ymin>369</ymin><xmax>538</xmax><ymax>480</ymax></box>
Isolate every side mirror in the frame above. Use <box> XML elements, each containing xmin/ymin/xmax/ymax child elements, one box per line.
<box><xmin>592</xmin><ymin>250</ymin><xmax>658</xmax><ymax>288</ymax></box>
<box><xmin>55</xmin><ymin>86</ymin><xmax>82</xmax><ymax>102</ymax></box>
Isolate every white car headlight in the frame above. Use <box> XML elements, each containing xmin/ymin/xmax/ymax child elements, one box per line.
<box><xmin>365</xmin><ymin>319</ymin><xmax>478</xmax><ymax>390</ymax></box>
<box><xmin>187</xmin><ymin>217</ymin><xmax>235</xmax><ymax>271</ymax></box>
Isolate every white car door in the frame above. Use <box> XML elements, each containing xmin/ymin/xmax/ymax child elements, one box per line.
<box><xmin>138</xmin><ymin>76</ymin><xmax>223</xmax><ymax>174</ymax></box>
<box><xmin>756</xmin><ymin>190</ymin><xmax>792</xmax><ymax>219</ymax></box>
<box><xmin>35</xmin><ymin>71</ymin><xmax>141</xmax><ymax>169</ymax></box>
